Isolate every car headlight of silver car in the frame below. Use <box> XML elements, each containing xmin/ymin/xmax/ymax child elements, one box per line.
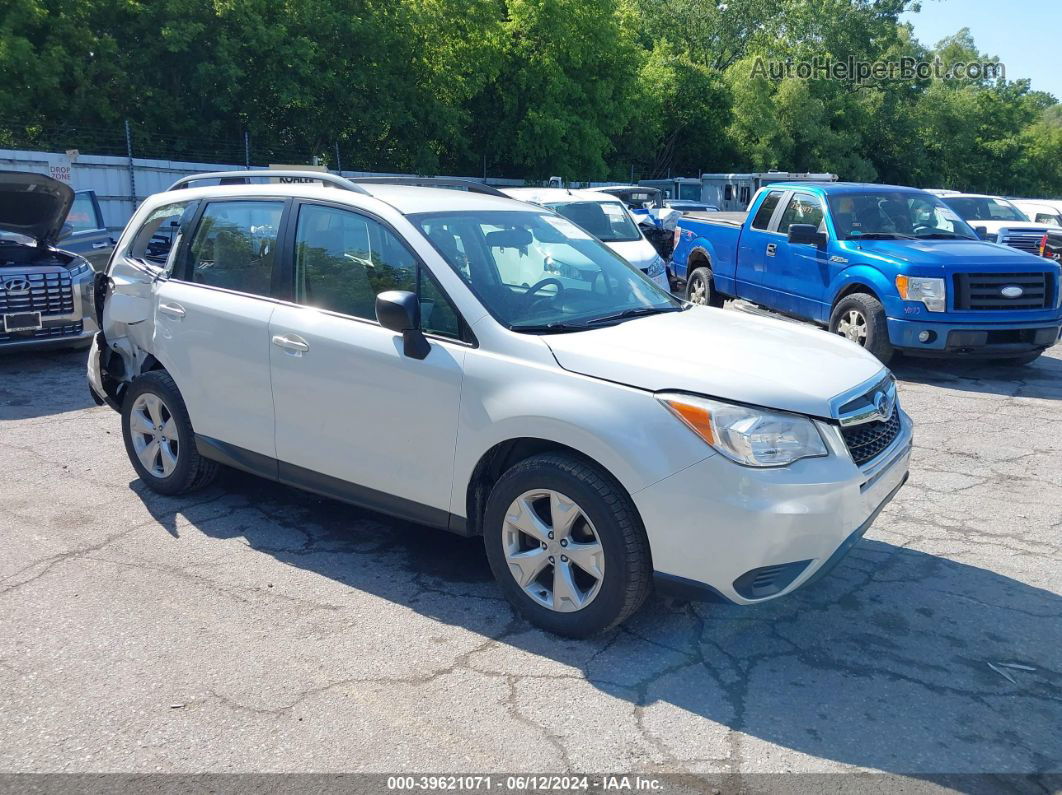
<box><xmin>68</xmin><ymin>261</ymin><xmax>92</xmax><ymax>279</ymax></box>
<box><xmin>658</xmin><ymin>392</ymin><xmax>828</xmax><ymax>467</ymax></box>
<box><xmin>895</xmin><ymin>275</ymin><xmax>945</xmax><ymax>312</ymax></box>
<box><xmin>646</xmin><ymin>256</ymin><xmax>666</xmax><ymax>279</ymax></box>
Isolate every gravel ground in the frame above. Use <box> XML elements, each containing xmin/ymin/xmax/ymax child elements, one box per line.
<box><xmin>1</xmin><ymin>335</ymin><xmax>1059</xmax><ymax>779</ymax></box>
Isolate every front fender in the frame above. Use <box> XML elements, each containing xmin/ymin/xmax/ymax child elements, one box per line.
<box><xmin>450</xmin><ymin>356</ymin><xmax>712</xmax><ymax>519</ymax></box>
<box><xmin>829</xmin><ymin>265</ymin><xmax>903</xmax><ymax>319</ymax></box>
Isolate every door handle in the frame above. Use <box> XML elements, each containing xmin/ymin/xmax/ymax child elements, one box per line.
<box><xmin>272</xmin><ymin>334</ymin><xmax>310</xmax><ymax>354</ymax></box>
<box><xmin>766</xmin><ymin>243</ymin><xmax>777</xmax><ymax>257</ymax></box>
<box><xmin>158</xmin><ymin>302</ymin><xmax>186</xmax><ymax>319</ymax></box>
<box><xmin>91</xmin><ymin>241</ymin><xmax>111</xmax><ymax>249</ymax></box>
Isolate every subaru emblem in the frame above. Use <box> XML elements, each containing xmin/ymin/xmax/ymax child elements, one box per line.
<box><xmin>1000</xmin><ymin>285</ymin><xmax>1023</xmax><ymax>298</ymax></box>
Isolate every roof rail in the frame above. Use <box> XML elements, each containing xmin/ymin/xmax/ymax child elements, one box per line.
<box><xmin>348</xmin><ymin>176</ymin><xmax>508</xmax><ymax>198</ymax></box>
<box><xmin>167</xmin><ymin>170</ymin><xmax>372</xmax><ymax>194</ymax></box>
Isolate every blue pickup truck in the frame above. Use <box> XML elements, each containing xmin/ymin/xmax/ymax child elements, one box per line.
<box><xmin>671</xmin><ymin>182</ymin><xmax>1062</xmax><ymax>364</ymax></box>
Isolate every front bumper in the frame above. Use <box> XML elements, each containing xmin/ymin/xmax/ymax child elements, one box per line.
<box><xmin>636</xmin><ymin>410</ymin><xmax>913</xmax><ymax>605</ymax></box>
<box><xmin>887</xmin><ymin>317</ymin><xmax>1061</xmax><ymax>357</ymax></box>
<box><xmin>0</xmin><ymin>316</ymin><xmax>97</xmax><ymax>352</ymax></box>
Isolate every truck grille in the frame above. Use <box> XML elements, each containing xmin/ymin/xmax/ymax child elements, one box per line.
<box><xmin>0</xmin><ymin>321</ymin><xmax>83</xmax><ymax>343</ymax></box>
<box><xmin>0</xmin><ymin>271</ymin><xmax>75</xmax><ymax>317</ymax></box>
<box><xmin>998</xmin><ymin>231</ymin><xmax>1046</xmax><ymax>255</ymax></box>
<box><xmin>952</xmin><ymin>272</ymin><xmax>1053</xmax><ymax>310</ymax></box>
<box><xmin>841</xmin><ymin>407</ymin><xmax>901</xmax><ymax>467</ymax></box>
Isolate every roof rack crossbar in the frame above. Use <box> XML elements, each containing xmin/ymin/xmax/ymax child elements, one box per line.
<box><xmin>167</xmin><ymin>170</ymin><xmax>372</xmax><ymax>194</ymax></box>
<box><xmin>348</xmin><ymin>176</ymin><xmax>508</xmax><ymax>198</ymax></box>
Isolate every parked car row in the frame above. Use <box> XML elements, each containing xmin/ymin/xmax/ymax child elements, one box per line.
<box><xmin>3</xmin><ymin>168</ymin><xmax>1057</xmax><ymax>640</ymax></box>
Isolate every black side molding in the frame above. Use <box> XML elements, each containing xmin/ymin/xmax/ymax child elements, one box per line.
<box><xmin>194</xmin><ymin>435</ymin><xmax>474</xmax><ymax>537</ymax></box>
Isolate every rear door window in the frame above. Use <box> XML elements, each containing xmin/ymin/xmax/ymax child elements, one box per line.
<box><xmin>129</xmin><ymin>201</ymin><xmax>198</xmax><ymax>271</ymax></box>
<box><xmin>751</xmin><ymin>191</ymin><xmax>784</xmax><ymax>230</ymax></box>
<box><xmin>185</xmin><ymin>201</ymin><xmax>285</xmax><ymax>297</ymax></box>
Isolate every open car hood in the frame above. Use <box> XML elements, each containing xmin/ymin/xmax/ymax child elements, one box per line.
<box><xmin>0</xmin><ymin>171</ymin><xmax>75</xmax><ymax>245</ymax></box>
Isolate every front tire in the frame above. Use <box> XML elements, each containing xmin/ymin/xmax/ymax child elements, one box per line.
<box><xmin>830</xmin><ymin>292</ymin><xmax>894</xmax><ymax>364</ymax></box>
<box><xmin>685</xmin><ymin>266</ymin><xmax>725</xmax><ymax>308</ymax></box>
<box><xmin>121</xmin><ymin>370</ymin><xmax>218</xmax><ymax>495</ymax></box>
<box><xmin>483</xmin><ymin>453</ymin><xmax>652</xmax><ymax>638</ymax></box>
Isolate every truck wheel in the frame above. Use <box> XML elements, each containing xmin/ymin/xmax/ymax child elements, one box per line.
<box><xmin>829</xmin><ymin>293</ymin><xmax>894</xmax><ymax>364</ymax></box>
<box><xmin>121</xmin><ymin>371</ymin><xmax>219</xmax><ymax>495</ymax></box>
<box><xmin>686</xmin><ymin>267</ymin><xmax>725</xmax><ymax>308</ymax></box>
<box><xmin>482</xmin><ymin>453</ymin><xmax>652</xmax><ymax>638</ymax></box>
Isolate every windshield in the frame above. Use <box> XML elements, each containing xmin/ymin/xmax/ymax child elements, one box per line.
<box><xmin>412</xmin><ymin>210</ymin><xmax>682</xmax><ymax>332</ymax></box>
<box><xmin>827</xmin><ymin>191</ymin><xmax>979</xmax><ymax>240</ymax></box>
<box><xmin>942</xmin><ymin>196</ymin><xmax>1028</xmax><ymax>223</ymax></box>
<box><xmin>545</xmin><ymin>201</ymin><xmax>641</xmax><ymax>242</ymax></box>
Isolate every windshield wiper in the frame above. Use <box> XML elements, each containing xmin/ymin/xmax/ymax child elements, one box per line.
<box><xmin>510</xmin><ymin>321</ymin><xmax>594</xmax><ymax>334</ymax></box>
<box><xmin>916</xmin><ymin>232</ymin><xmax>971</xmax><ymax>239</ymax></box>
<box><xmin>583</xmin><ymin>306</ymin><xmax>685</xmax><ymax>326</ymax></box>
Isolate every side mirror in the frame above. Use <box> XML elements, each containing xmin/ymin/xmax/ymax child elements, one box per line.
<box><xmin>788</xmin><ymin>224</ymin><xmax>827</xmax><ymax>246</ymax></box>
<box><xmin>375</xmin><ymin>290</ymin><xmax>430</xmax><ymax>359</ymax></box>
<box><xmin>974</xmin><ymin>225</ymin><xmax>989</xmax><ymax>240</ymax></box>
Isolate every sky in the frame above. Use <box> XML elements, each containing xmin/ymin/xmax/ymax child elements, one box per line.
<box><xmin>900</xmin><ymin>0</ymin><xmax>1061</xmax><ymax>101</ymax></box>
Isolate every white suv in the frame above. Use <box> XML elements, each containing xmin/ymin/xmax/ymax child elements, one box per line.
<box><xmin>88</xmin><ymin>172</ymin><xmax>912</xmax><ymax>637</ymax></box>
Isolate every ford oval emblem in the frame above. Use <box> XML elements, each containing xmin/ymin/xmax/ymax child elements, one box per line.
<box><xmin>1000</xmin><ymin>285</ymin><xmax>1023</xmax><ymax>298</ymax></box>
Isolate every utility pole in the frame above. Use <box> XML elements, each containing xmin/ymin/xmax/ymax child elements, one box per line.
<box><xmin>244</xmin><ymin>130</ymin><xmax>250</xmax><ymax>168</ymax></box>
<box><xmin>335</xmin><ymin>142</ymin><xmax>342</xmax><ymax>173</ymax></box>
<box><xmin>124</xmin><ymin>120</ymin><xmax>136</xmax><ymax>207</ymax></box>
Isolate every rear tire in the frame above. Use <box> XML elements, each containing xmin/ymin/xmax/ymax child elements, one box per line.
<box><xmin>830</xmin><ymin>292</ymin><xmax>894</xmax><ymax>365</ymax></box>
<box><xmin>121</xmin><ymin>370</ymin><xmax>218</xmax><ymax>495</ymax></box>
<box><xmin>685</xmin><ymin>266</ymin><xmax>725</xmax><ymax>308</ymax></box>
<box><xmin>483</xmin><ymin>453</ymin><xmax>652</xmax><ymax>638</ymax></box>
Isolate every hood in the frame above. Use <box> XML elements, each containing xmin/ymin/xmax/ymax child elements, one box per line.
<box><xmin>607</xmin><ymin>237</ymin><xmax>659</xmax><ymax>270</ymax></box>
<box><xmin>543</xmin><ymin>307</ymin><xmax>885</xmax><ymax>418</ymax></box>
<box><xmin>840</xmin><ymin>238</ymin><xmax>1051</xmax><ymax>269</ymax></box>
<box><xmin>0</xmin><ymin>171</ymin><xmax>75</xmax><ymax>245</ymax></box>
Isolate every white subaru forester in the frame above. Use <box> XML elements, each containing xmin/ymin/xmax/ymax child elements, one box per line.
<box><xmin>88</xmin><ymin>172</ymin><xmax>912</xmax><ymax>637</ymax></box>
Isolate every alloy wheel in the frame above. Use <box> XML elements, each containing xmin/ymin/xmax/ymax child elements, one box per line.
<box><xmin>502</xmin><ymin>489</ymin><xmax>605</xmax><ymax>612</ymax></box>
<box><xmin>129</xmin><ymin>392</ymin><xmax>180</xmax><ymax>478</ymax></box>
<box><xmin>837</xmin><ymin>309</ymin><xmax>868</xmax><ymax>345</ymax></box>
<box><xmin>688</xmin><ymin>277</ymin><xmax>707</xmax><ymax>305</ymax></box>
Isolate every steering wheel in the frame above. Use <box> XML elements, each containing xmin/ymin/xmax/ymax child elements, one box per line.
<box><xmin>517</xmin><ymin>277</ymin><xmax>565</xmax><ymax>313</ymax></box>
<box><xmin>911</xmin><ymin>224</ymin><xmax>933</xmax><ymax>236</ymax></box>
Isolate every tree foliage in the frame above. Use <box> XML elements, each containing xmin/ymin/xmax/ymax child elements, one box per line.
<box><xmin>1</xmin><ymin>0</ymin><xmax>1059</xmax><ymax>195</ymax></box>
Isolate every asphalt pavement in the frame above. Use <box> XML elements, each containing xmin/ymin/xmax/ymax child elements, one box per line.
<box><xmin>1</xmin><ymin>334</ymin><xmax>1059</xmax><ymax>779</ymax></box>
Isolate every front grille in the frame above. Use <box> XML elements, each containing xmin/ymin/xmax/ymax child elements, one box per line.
<box><xmin>841</xmin><ymin>406</ymin><xmax>901</xmax><ymax>467</ymax></box>
<box><xmin>952</xmin><ymin>272</ymin><xmax>1053</xmax><ymax>310</ymax></box>
<box><xmin>0</xmin><ymin>271</ymin><xmax>75</xmax><ymax>316</ymax></box>
<box><xmin>0</xmin><ymin>321</ymin><xmax>83</xmax><ymax>343</ymax></box>
<box><xmin>998</xmin><ymin>232</ymin><xmax>1045</xmax><ymax>255</ymax></box>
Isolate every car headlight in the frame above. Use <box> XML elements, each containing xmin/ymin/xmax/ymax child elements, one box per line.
<box><xmin>646</xmin><ymin>256</ymin><xmax>666</xmax><ymax>278</ymax></box>
<box><xmin>68</xmin><ymin>261</ymin><xmax>92</xmax><ymax>278</ymax></box>
<box><xmin>658</xmin><ymin>392</ymin><xmax>828</xmax><ymax>467</ymax></box>
<box><xmin>895</xmin><ymin>275</ymin><xmax>945</xmax><ymax>312</ymax></box>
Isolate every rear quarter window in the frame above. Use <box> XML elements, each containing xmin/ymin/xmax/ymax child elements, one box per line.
<box><xmin>751</xmin><ymin>191</ymin><xmax>784</xmax><ymax>230</ymax></box>
<box><xmin>128</xmin><ymin>200</ymin><xmax>198</xmax><ymax>271</ymax></box>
